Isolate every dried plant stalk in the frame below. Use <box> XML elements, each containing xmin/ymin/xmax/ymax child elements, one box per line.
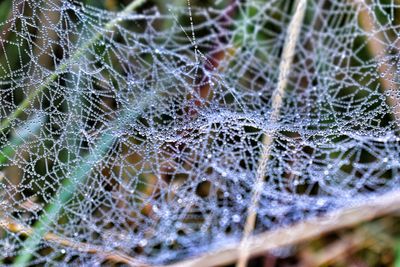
<box><xmin>236</xmin><ymin>1</ymin><xmax>307</xmax><ymax>266</ymax></box>
<box><xmin>167</xmin><ymin>189</ymin><xmax>400</xmax><ymax>267</ymax></box>
<box><xmin>11</xmin><ymin>0</ymin><xmax>148</xmax><ymax>265</ymax></box>
<box><xmin>0</xmin><ymin>218</ymin><xmax>148</xmax><ymax>266</ymax></box>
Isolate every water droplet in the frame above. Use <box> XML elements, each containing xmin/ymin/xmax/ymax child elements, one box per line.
<box><xmin>232</xmin><ymin>214</ymin><xmax>240</xmax><ymax>223</ymax></box>
<box><xmin>317</xmin><ymin>199</ymin><xmax>326</xmax><ymax>206</ymax></box>
<box><xmin>152</xmin><ymin>205</ymin><xmax>159</xmax><ymax>213</ymax></box>
<box><xmin>139</xmin><ymin>239</ymin><xmax>148</xmax><ymax>247</ymax></box>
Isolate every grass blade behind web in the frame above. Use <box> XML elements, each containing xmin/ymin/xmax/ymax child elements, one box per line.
<box><xmin>395</xmin><ymin>239</ymin><xmax>400</xmax><ymax>267</ymax></box>
<box><xmin>0</xmin><ymin>114</ymin><xmax>44</xmax><ymax>165</ymax></box>
<box><xmin>0</xmin><ymin>0</ymin><xmax>147</xmax><ymax>133</ymax></box>
<box><xmin>13</xmin><ymin>131</ymin><xmax>115</xmax><ymax>266</ymax></box>
<box><xmin>12</xmin><ymin>0</ymin><xmax>147</xmax><ymax>265</ymax></box>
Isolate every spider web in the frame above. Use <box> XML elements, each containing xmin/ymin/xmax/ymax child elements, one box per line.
<box><xmin>0</xmin><ymin>0</ymin><xmax>399</xmax><ymax>265</ymax></box>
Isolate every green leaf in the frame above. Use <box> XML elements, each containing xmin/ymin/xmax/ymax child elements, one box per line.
<box><xmin>12</xmin><ymin>1</ymin><xmax>147</xmax><ymax>265</ymax></box>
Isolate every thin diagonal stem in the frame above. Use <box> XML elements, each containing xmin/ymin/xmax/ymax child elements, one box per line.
<box><xmin>13</xmin><ymin>131</ymin><xmax>115</xmax><ymax>266</ymax></box>
<box><xmin>11</xmin><ymin>1</ymin><xmax>147</xmax><ymax>266</ymax></box>
<box><xmin>0</xmin><ymin>0</ymin><xmax>13</xmax><ymax>42</ymax></box>
<box><xmin>0</xmin><ymin>0</ymin><xmax>146</xmax><ymax>133</ymax></box>
<box><xmin>236</xmin><ymin>1</ymin><xmax>307</xmax><ymax>266</ymax></box>
<box><xmin>0</xmin><ymin>217</ymin><xmax>149</xmax><ymax>266</ymax></box>
<box><xmin>167</xmin><ymin>189</ymin><xmax>400</xmax><ymax>267</ymax></box>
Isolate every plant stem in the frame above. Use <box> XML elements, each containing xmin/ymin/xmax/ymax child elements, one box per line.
<box><xmin>0</xmin><ymin>0</ymin><xmax>146</xmax><ymax>134</ymax></box>
<box><xmin>236</xmin><ymin>1</ymin><xmax>307</xmax><ymax>266</ymax></box>
<box><xmin>0</xmin><ymin>217</ymin><xmax>148</xmax><ymax>266</ymax></box>
<box><xmin>13</xmin><ymin>131</ymin><xmax>115</xmax><ymax>266</ymax></box>
<box><xmin>13</xmin><ymin>89</ymin><xmax>154</xmax><ymax>266</ymax></box>
<box><xmin>0</xmin><ymin>1</ymin><xmax>12</xmax><ymax>44</ymax></box>
<box><xmin>395</xmin><ymin>238</ymin><xmax>400</xmax><ymax>267</ymax></box>
<box><xmin>0</xmin><ymin>1</ymin><xmax>12</xmax><ymax>26</ymax></box>
<box><xmin>167</xmin><ymin>189</ymin><xmax>400</xmax><ymax>267</ymax></box>
<box><xmin>11</xmin><ymin>1</ymin><xmax>147</xmax><ymax>265</ymax></box>
<box><xmin>0</xmin><ymin>114</ymin><xmax>44</xmax><ymax>165</ymax></box>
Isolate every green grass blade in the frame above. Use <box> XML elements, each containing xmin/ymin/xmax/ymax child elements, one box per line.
<box><xmin>0</xmin><ymin>0</ymin><xmax>146</xmax><ymax>133</ymax></box>
<box><xmin>9</xmin><ymin>1</ymin><xmax>148</xmax><ymax>265</ymax></box>
<box><xmin>0</xmin><ymin>1</ymin><xmax>12</xmax><ymax>25</ymax></box>
<box><xmin>0</xmin><ymin>114</ymin><xmax>45</xmax><ymax>165</ymax></box>
<box><xmin>13</xmin><ymin>89</ymin><xmax>153</xmax><ymax>265</ymax></box>
<box><xmin>13</xmin><ymin>131</ymin><xmax>115</xmax><ymax>266</ymax></box>
<box><xmin>395</xmin><ymin>239</ymin><xmax>400</xmax><ymax>267</ymax></box>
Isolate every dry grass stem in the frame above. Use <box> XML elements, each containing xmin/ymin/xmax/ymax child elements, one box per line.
<box><xmin>236</xmin><ymin>1</ymin><xmax>307</xmax><ymax>266</ymax></box>
<box><xmin>167</xmin><ymin>189</ymin><xmax>400</xmax><ymax>267</ymax></box>
<box><xmin>0</xmin><ymin>218</ymin><xmax>149</xmax><ymax>266</ymax></box>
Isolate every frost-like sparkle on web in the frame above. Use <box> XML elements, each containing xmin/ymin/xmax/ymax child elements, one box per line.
<box><xmin>0</xmin><ymin>0</ymin><xmax>399</xmax><ymax>265</ymax></box>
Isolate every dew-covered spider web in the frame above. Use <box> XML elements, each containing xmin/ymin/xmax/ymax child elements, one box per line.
<box><xmin>0</xmin><ymin>0</ymin><xmax>400</xmax><ymax>265</ymax></box>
